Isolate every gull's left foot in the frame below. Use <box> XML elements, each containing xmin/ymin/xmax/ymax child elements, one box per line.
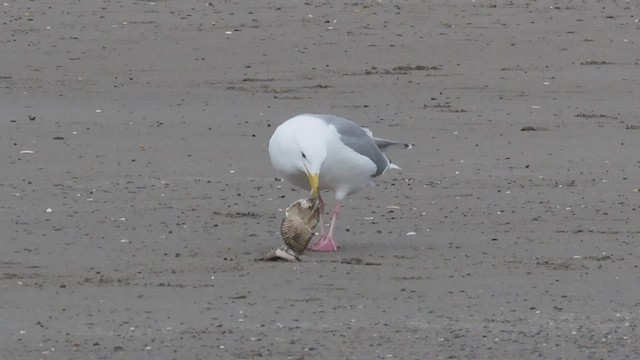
<box><xmin>309</xmin><ymin>235</ymin><xmax>338</xmax><ymax>252</ymax></box>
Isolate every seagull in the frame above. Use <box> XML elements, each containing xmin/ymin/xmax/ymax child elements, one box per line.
<box><xmin>268</xmin><ymin>114</ymin><xmax>410</xmax><ymax>251</ymax></box>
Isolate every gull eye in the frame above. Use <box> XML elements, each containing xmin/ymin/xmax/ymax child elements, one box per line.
<box><xmin>301</xmin><ymin>152</ymin><xmax>307</xmax><ymax>159</ymax></box>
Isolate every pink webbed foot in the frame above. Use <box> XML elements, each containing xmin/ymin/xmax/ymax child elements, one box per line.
<box><xmin>309</xmin><ymin>235</ymin><xmax>338</xmax><ymax>252</ymax></box>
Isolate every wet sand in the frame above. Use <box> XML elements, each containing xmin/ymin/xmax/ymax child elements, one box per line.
<box><xmin>1</xmin><ymin>1</ymin><xmax>639</xmax><ymax>359</ymax></box>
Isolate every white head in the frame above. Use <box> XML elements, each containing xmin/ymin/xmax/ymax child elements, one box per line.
<box><xmin>268</xmin><ymin>115</ymin><xmax>328</xmax><ymax>198</ymax></box>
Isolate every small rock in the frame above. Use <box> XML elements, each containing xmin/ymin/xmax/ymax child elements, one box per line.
<box><xmin>520</xmin><ymin>126</ymin><xmax>549</xmax><ymax>131</ymax></box>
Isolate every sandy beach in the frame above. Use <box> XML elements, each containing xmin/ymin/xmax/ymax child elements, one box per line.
<box><xmin>1</xmin><ymin>1</ymin><xmax>639</xmax><ymax>359</ymax></box>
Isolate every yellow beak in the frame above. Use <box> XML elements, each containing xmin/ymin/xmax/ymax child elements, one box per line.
<box><xmin>306</xmin><ymin>172</ymin><xmax>320</xmax><ymax>199</ymax></box>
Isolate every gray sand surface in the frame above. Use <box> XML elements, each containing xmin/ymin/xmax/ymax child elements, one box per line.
<box><xmin>1</xmin><ymin>1</ymin><xmax>639</xmax><ymax>359</ymax></box>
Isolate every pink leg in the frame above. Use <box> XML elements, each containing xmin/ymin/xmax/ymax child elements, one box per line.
<box><xmin>317</xmin><ymin>195</ymin><xmax>326</xmax><ymax>237</ymax></box>
<box><xmin>309</xmin><ymin>201</ymin><xmax>342</xmax><ymax>252</ymax></box>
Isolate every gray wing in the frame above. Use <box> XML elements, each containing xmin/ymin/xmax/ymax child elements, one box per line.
<box><xmin>361</xmin><ymin>127</ymin><xmax>413</xmax><ymax>151</ymax></box>
<box><xmin>312</xmin><ymin>114</ymin><xmax>390</xmax><ymax>177</ymax></box>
